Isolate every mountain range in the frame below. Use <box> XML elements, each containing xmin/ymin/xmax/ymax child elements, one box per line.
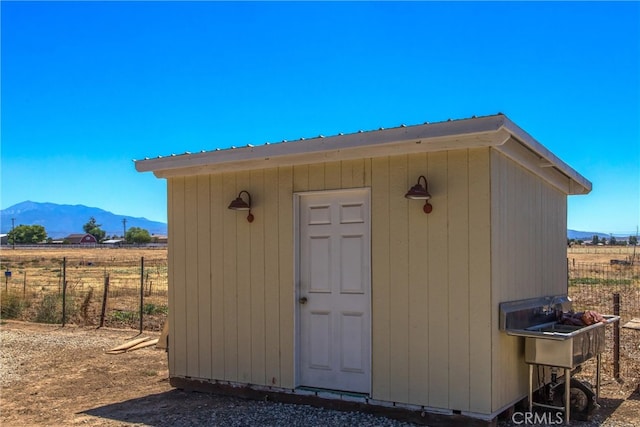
<box><xmin>0</xmin><ymin>200</ymin><xmax>634</xmax><ymax>241</ymax></box>
<box><xmin>0</xmin><ymin>201</ymin><xmax>167</xmax><ymax>238</ymax></box>
<box><xmin>567</xmin><ymin>229</ymin><xmax>636</xmax><ymax>241</ymax></box>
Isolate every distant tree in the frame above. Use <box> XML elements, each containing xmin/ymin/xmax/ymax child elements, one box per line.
<box><xmin>7</xmin><ymin>224</ymin><xmax>47</xmax><ymax>244</ymax></box>
<box><xmin>125</xmin><ymin>227</ymin><xmax>152</xmax><ymax>244</ymax></box>
<box><xmin>610</xmin><ymin>236</ymin><xmax>617</xmax><ymax>246</ymax></box>
<box><xmin>591</xmin><ymin>235</ymin><xmax>600</xmax><ymax>245</ymax></box>
<box><xmin>83</xmin><ymin>217</ymin><xmax>106</xmax><ymax>242</ymax></box>
<box><xmin>630</xmin><ymin>236</ymin><xmax>638</xmax><ymax>246</ymax></box>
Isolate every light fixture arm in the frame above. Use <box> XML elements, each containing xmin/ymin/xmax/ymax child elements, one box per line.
<box><xmin>239</xmin><ymin>190</ymin><xmax>254</xmax><ymax>223</ymax></box>
<box><xmin>417</xmin><ymin>175</ymin><xmax>427</xmax><ymax>192</ymax></box>
<box><xmin>228</xmin><ymin>190</ymin><xmax>255</xmax><ymax>222</ymax></box>
<box><xmin>405</xmin><ymin>175</ymin><xmax>433</xmax><ymax>214</ymax></box>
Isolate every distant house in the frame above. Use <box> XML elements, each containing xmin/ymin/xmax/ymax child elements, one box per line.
<box><xmin>0</xmin><ymin>234</ymin><xmax>7</xmax><ymax>245</ymax></box>
<box><xmin>65</xmin><ymin>233</ymin><xmax>98</xmax><ymax>244</ymax></box>
<box><xmin>102</xmin><ymin>239</ymin><xmax>124</xmax><ymax>247</ymax></box>
<box><xmin>151</xmin><ymin>234</ymin><xmax>168</xmax><ymax>244</ymax></box>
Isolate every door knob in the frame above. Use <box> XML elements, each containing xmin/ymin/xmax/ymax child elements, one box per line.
<box><xmin>298</xmin><ymin>296</ymin><xmax>308</xmax><ymax>304</ymax></box>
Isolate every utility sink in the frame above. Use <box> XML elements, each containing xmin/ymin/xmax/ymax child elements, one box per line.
<box><xmin>500</xmin><ymin>296</ymin><xmax>620</xmax><ymax>423</ymax></box>
<box><xmin>506</xmin><ymin>316</ymin><xmax>619</xmax><ymax>368</ymax></box>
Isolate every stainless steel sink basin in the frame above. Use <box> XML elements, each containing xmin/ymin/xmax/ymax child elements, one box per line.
<box><xmin>506</xmin><ymin>316</ymin><xmax>619</xmax><ymax>368</ymax></box>
<box><xmin>507</xmin><ymin>315</ymin><xmax>619</xmax><ymax>341</ymax></box>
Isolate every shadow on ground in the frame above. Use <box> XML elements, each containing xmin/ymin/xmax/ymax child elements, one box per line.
<box><xmin>80</xmin><ymin>389</ymin><xmax>246</xmax><ymax>426</ymax></box>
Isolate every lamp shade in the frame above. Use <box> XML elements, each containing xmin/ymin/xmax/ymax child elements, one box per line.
<box><xmin>405</xmin><ymin>176</ymin><xmax>431</xmax><ymax>200</ymax></box>
<box><xmin>228</xmin><ymin>197</ymin><xmax>250</xmax><ymax>210</ymax></box>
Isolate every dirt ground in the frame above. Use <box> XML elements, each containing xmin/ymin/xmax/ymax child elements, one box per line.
<box><xmin>0</xmin><ymin>320</ymin><xmax>172</xmax><ymax>426</ymax></box>
<box><xmin>1</xmin><ymin>320</ymin><xmax>639</xmax><ymax>427</ymax></box>
<box><xmin>1</xmin><ymin>246</ymin><xmax>639</xmax><ymax>425</ymax></box>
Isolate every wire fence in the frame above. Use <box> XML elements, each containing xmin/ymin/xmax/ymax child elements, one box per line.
<box><xmin>568</xmin><ymin>261</ymin><xmax>640</xmax><ymax>381</ymax></box>
<box><xmin>1</xmin><ymin>255</ymin><xmax>168</xmax><ymax>331</ymax></box>
<box><xmin>568</xmin><ymin>261</ymin><xmax>640</xmax><ymax>319</ymax></box>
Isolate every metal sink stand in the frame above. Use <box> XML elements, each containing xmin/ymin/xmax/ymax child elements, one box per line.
<box><xmin>527</xmin><ymin>355</ymin><xmax>601</xmax><ymax>426</ymax></box>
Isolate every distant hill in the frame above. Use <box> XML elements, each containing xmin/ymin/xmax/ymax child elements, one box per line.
<box><xmin>567</xmin><ymin>229</ymin><xmax>634</xmax><ymax>240</ymax></box>
<box><xmin>0</xmin><ymin>201</ymin><xmax>167</xmax><ymax>238</ymax></box>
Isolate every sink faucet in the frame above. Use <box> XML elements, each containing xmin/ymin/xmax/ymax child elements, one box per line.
<box><xmin>544</xmin><ymin>296</ymin><xmax>567</xmax><ymax>318</ymax></box>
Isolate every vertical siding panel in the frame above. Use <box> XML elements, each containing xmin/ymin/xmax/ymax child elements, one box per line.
<box><xmin>184</xmin><ymin>176</ymin><xmax>200</xmax><ymax>377</ymax></box>
<box><xmin>210</xmin><ymin>174</ymin><xmax>225</xmax><ymax>379</ymax></box>
<box><xmin>371</xmin><ymin>157</ymin><xmax>390</xmax><ymax>401</ymax></box>
<box><xmin>388</xmin><ymin>155</ymin><xmax>409</xmax><ymax>403</ymax></box>
<box><xmin>167</xmin><ymin>178</ymin><xmax>177</xmax><ymax>374</ymax></box>
<box><xmin>364</xmin><ymin>158</ymin><xmax>372</xmax><ymax>187</ymax></box>
<box><xmin>341</xmin><ymin>160</ymin><xmax>354</xmax><ymax>188</ymax></box>
<box><xmin>427</xmin><ymin>151</ymin><xmax>449</xmax><ymax>409</ymax></box>
<box><xmin>197</xmin><ymin>174</ymin><xmax>212</xmax><ymax>380</ymax></box>
<box><xmin>293</xmin><ymin>165</ymin><xmax>309</xmax><ymax>193</ymax></box>
<box><xmin>308</xmin><ymin>163</ymin><xmax>325</xmax><ymax>191</ymax></box>
<box><xmin>447</xmin><ymin>150</ymin><xmax>470</xmax><ymax>411</ymax></box>
<box><xmin>223</xmin><ymin>173</ymin><xmax>238</xmax><ymax>381</ymax></box>
<box><xmin>278</xmin><ymin>166</ymin><xmax>295</xmax><ymax>388</ymax></box>
<box><xmin>352</xmin><ymin>158</ymin><xmax>366</xmax><ymax>187</ymax></box>
<box><xmin>493</xmin><ymin>151</ymin><xmax>513</xmax><ymax>410</ymax></box>
<box><xmin>172</xmin><ymin>176</ymin><xmax>188</xmax><ymax>377</ymax></box>
<box><xmin>467</xmin><ymin>149</ymin><xmax>492</xmax><ymax>413</ymax></box>
<box><xmin>559</xmin><ymin>195</ymin><xmax>568</xmax><ymax>292</ymax></box>
<box><xmin>250</xmin><ymin>169</ymin><xmax>266</xmax><ymax>385</ymax></box>
<box><xmin>263</xmin><ymin>168</ymin><xmax>281</xmax><ymax>386</ymax></box>
<box><xmin>407</xmin><ymin>153</ymin><xmax>429</xmax><ymax>405</ymax></box>
<box><xmin>532</xmin><ymin>176</ymin><xmax>542</xmax><ymax>292</ymax></box>
<box><xmin>324</xmin><ymin>161</ymin><xmax>341</xmax><ymax>189</ymax></box>
<box><xmin>236</xmin><ymin>171</ymin><xmax>252</xmax><ymax>383</ymax></box>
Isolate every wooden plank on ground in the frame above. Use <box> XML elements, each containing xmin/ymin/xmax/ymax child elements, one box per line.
<box><xmin>622</xmin><ymin>318</ymin><xmax>640</xmax><ymax>330</ymax></box>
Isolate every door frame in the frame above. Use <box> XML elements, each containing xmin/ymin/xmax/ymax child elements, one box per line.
<box><xmin>293</xmin><ymin>187</ymin><xmax>372</xmax><ymax>394</ymax></box>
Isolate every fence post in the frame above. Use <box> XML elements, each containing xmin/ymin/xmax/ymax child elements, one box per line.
<box><xmin>139</xmin><ymin>257</ymin><xmax>144</xmax><ymax>333</ymax></box>
<box><xmin>99</xmin><ymin>273</ymin><xmax>110</xmax><ymax>328</ymax></box>
<box><xmin>613</xmin><ymin>293</ymin><xmax>620</xmax><ymax>380</ymax></box>
<box><xmin>62</xmin><ymin>257</ymin><xmax>67</xmax><ymax>327</ymax></box>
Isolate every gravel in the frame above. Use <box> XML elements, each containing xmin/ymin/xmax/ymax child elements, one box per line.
<box><xmin>154</xmin><ymin>398</ymin><xmax>417</xmax><ymax>427</ymax></box>
<box><xmin>0</xmin><ymin>326</ymin><xmax>117</xmax><ymax>387</ymax></box>
<box><xmin>2</xmin><ymin>322</ymin><xmax>638</xmax><ymax>426</ymax></box>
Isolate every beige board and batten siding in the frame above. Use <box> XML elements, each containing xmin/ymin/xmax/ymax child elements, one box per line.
<box><xmin>489</xmin><ymin>149</ymin><xmax>568</xmax><ymax>412</ymax></box>
<box><xmin>166</xmin><ymin>150</ymin><xmax>494</xmax><ymax>413</ymax></box>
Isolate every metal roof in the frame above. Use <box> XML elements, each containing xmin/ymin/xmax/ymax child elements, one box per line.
<box><xmin>134</xmin><ymin>114</ymin><xmax>591</xmax><ymax>195</ymax></box>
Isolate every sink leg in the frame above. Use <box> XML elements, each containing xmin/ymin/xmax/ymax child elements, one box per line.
<box><xmin>528</xmin><ymin>364</ymin><xmax>533</xmax><ymax>412</ymax></box>
<box><xmin>596</xmin><ymin>353</ymin><xmax>601</xmax><ymax>400</ymax></box>
<box><xmin>565</xmin><ymin>368</ymin><xmax>571</xmax><ymax>425</ymax></box>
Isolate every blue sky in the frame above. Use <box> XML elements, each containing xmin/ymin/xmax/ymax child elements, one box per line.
<box><xmin>1</xmin><ymin>1</ymin><xmax>639</xmax><ymax>235</ymax></box>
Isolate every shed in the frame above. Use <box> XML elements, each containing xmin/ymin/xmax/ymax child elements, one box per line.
<box><xmin>135</xmin><ymin>114</ymin><xmax>591</xmax><ymax>424</ymax></box>
<box><xmin>65</xmin><ymin>233</ymin><xmax>98</xmax><ymax>244</ymax></box>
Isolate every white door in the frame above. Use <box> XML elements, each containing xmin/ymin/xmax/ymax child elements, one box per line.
<box><xmin>297</xmin><ymin>189</ymin><xmax>371</xmax><ymax>394</ymax></box>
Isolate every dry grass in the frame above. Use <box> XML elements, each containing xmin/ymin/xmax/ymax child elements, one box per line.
<box><xmin>568</xmin><ymin>245</ymin><xmax>639</xmax><ymax>264</ymax></box>
<box><xmin>0</xmin><ymin>246</ymin><xmax>168</xmax><ymax>330</ymax></box>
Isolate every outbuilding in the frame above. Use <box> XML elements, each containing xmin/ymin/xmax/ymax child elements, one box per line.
<box><xmin>135</xmin><ymin>114</ymin><xmax>590</xmax><ymax>424</ymax></box>
<box><xmin>65</xmin><ymin>233</ymin><xmax>98</xmax><ymax>244</ymax></box>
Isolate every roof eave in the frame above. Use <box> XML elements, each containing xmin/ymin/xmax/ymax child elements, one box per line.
<box><xmin>135</xmin><ymin>115</ymin><xmax>509</xmax><ymax>176</ymax></box>
<box><xmin>134</xmin><ymin>114</ymin><xmax>591</xmax><ymax>196</ymax></box>
<box><xmin>499</xmin><ymin>117</ymin><xmax>592</xmax><ymax>195</ymax></box>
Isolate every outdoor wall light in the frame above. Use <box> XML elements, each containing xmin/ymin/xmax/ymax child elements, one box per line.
<box><xmin>228</xmin><ymin>190</ymin><xmax>254</xmax><ymax>222</ymax></box>
<box><xmin>405</xmin><ymin>175</ymin><xmax>433</xmax><ymax>214</ymax></box>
